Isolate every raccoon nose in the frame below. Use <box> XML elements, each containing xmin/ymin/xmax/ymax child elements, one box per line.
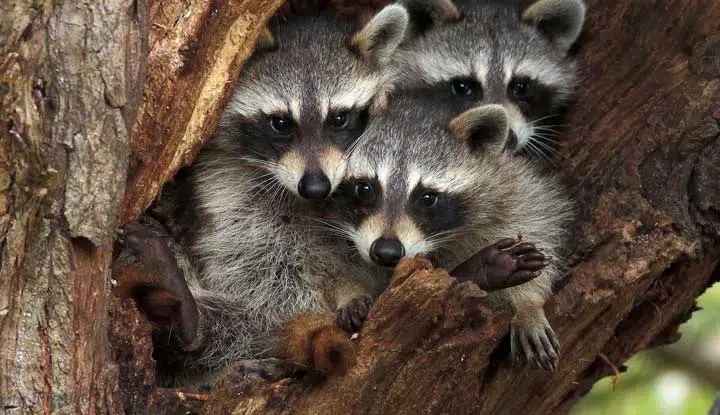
<box><xmin>369</xmin><ymin>238</ymin><xmax>405</xmax><ymax>268</ymax></box>
<box><xmin>298</xmin><ymin>172</ymin><xmax>331</xmax><ymax>199</ymax></box>
<box><xmin>507</xmin><ymin>130</ymin><xmax>519</xmax><ymax>151</ymax></box>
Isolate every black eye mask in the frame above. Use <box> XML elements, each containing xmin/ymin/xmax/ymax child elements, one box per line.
<box><xmin>407</xmin><ymin>184</ymin><xmax>467</xmax><ymax>236</ymax></box>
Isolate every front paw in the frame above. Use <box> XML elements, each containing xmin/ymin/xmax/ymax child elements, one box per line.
<box><xmin>336</xmin><ymin>296</ymin><xmax>373</xmax><ymax>333</ymax></box>
<box><xmin>510</xmin><ymin>318</ymin><xmax>560</xmax><ymax>372</ymax></box>
<box><xmin>452</xmin><ymin>237</ymin><xmax>548</xmax><ymax>291</ymax></box>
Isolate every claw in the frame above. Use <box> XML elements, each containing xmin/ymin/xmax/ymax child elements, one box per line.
<box><xmin>494</xmin><ymin>238</ymin><xmax>519</xmax><ymax>250</ymax></box>
<box><xmin>510</xmin><ymin>242</ymin><xmax>537</xmax><ymax>255</ymax></box>
<box><xmin>519</xmin><ymin>252</ymin><xmax>545</xmax><ymax>262</ymax></box>
<box><xmin>510</xmin><ymin>322</ymin><xmax>560</xmax><ymax>372</ymax></box>
<box><xmin>336</xmin><ymin>296</ymin><xmax>373</xmax><ymax>333</ymax></box>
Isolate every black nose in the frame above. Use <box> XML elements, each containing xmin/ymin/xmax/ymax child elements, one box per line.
<box><xmin>370</xmin><ymin>238</ymin><xmax>405</xmax><ymax>267</ymax></box>
<box><xmin>507</xmin><ymin>130</ymin><xmax>519</xmax><ymax>151</ymax></box>
<box><xmin>298</xmin><ymin>172</ymin><xmax>331</xmax><ymax>199</ymax></box>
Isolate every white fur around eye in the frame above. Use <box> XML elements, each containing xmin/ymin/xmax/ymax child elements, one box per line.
<box><xmin>515</xmin><ymin>59</ymin><xmax>570</xmax><ymax>90</ymax></box>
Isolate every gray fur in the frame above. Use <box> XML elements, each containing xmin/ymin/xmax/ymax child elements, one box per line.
<box><xmin>148</xmin><ymin>143</ymin><xmax>385</xmax><ymax>387</ymax></box>
<box><xmin>522</xmin><ymin>0</ymin><xmax>586</xmax><ymax>52</ymax></box>
<box><xmin>217</xmin><ymin>6</ymin><xmax>408</xmax><ymax>196</ymax></box>
<box><xmin>393</xmin><ymin>0</ymin><xmax>585</xmax><ymax>159</ymax></box>
<box><xmin>335</xmin><ymin>91</ymin><xmax>574</xmax><ymax>369</ymax></box>
<box><xmin>351</xmin><ymin>5</ymin><xmax>410</xmax><ymax>66</ymax></box>
<box><xmin>137</xmin><ymin>9</ymin><xmax>405</xmax><ymax>387</ymax></box>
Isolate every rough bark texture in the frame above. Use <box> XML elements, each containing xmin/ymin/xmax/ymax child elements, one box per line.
<box><xmin>118</xmin><ymin>0</ymin><xmax>285</xmax><ymax>225</ymax></box>
<box><xmin>0</xmin><ymin>0</ymin><xmax>282</xmax><ymax>413</ymax></box>
<box><xmin>1</xmin><ymin>0</ymin><xmax>146</xmax><ymax>413</ymax></box>
<box><xmin>2</xmin><ymin>0</ymin><xmax>719</xmax><ymax>414</ymax></box>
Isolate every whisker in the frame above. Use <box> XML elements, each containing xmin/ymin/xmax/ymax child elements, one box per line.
<box><xmin>526</xmin><ymin>141</ymin><xmax>557</xmax><ymax>165</ymax></box>
<box><xmin>527</xmin><ymin>114</ymin><xmax>561</xmax><ymax>125</ymax></box>
<box><xmin>532</xmin><ymin>136</ymin><xmax>565</xmax><ymax>158</ymax></box>
<box><xmin>532</xmin><ymin>134</ymin><xmax>560</xmax><ymax>145</ymax></box>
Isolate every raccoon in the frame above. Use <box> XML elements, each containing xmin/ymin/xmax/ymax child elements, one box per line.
<box><xmin>392</xmin><ymin>0</ymin><xmax>586</xmax><ymax>160</ymax></box>
<box><xmin>216</xmin><ymin>4</ymin><xmax>408</xmax><ymax>200</ymax></box>
<box><xmin>115</xmin><ymin>5</ymin><xmax>409</xmax><ymax>387</ymax></box>
<box><xmin>328</xmin><ymin>89</ymin><xmax>574</xmax><ymax>370</ymax></box>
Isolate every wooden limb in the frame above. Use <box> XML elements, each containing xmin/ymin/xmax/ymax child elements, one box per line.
<box><xmin>3</xmin><ymin>0</ymin><xmax>717</xmax><ymax>412</ymax></box>
<box><xmin>118</xmin><ymin>0</ymin><xmax>286</xmax><ymax>225</ymax></box>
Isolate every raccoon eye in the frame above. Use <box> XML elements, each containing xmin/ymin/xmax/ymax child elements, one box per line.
<box><xmin>354</xmin><ymin>182</ymin><xmax>377</xmax><ymax>205</ymax></box>
<box><xmin>417</xmin><ymin>192</ymin><xmax>439</xmax><ymax>209</ymax></box>
<box><xmin>328</xmin><ymin>111</ymin><xmax>350</xmax><ymax>129</ymax></box>
<box><xmin>509</xmin><ymin>77</ymin><xmax>534</xmax><ymax>102</ymax></box>
<box><xmin>269</xmin><ymin>115</ymin><xmax>293</xmax><ymax>135</ymax></box>
<box><xmin>451</xmin><ymin>78</ymin><xmax>480</xmax><ymax>98</ymax></box>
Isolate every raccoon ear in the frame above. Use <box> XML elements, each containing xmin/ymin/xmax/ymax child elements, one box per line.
<box><xmin>350</xmin><ymin>5</ymin><xmax>409</xmax><ymax>66</ymax></box>
<box><xmin>254</xmin><ymin>26</ymin><xmax>277</xmax><ymax>53</ymax></box>
<box><xmin>401</xmin><ymin>0</ymin><xmax>461</xmax><ymax>35</ymax></box>
<box><xmin>522</xmin><ymin>0</ymin><xmax>586</xmax><ymax>53</ymax></box>
<box><xmin>448</xmin><ymin>105</ymin><xmax>509</xmax><ymax>153</ymax></box>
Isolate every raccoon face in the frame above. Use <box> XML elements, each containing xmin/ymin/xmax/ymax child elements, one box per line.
<box><xmin>335</xmin><ymin>175</ymin><xmax>471</xmax><ymax>267</ymax></box>
<box><xmin>213</xmin><ymin>5</ymin><xmax>409</xmax><ymax>200</ymax></box>
<box><xmin>395</xmin><ymin>0</ymin><xmax>586</xmax><ymax>160</ymax></box>
<box><xmin>330</xmin><ymin>102</ymin><xmax>511</xmax><ymax>268</ymax></box>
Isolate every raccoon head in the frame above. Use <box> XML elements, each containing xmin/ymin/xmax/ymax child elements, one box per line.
<box><xmin>331</xmin><ymin>98</ymin><xmax>512</xmax><ymax>268</ymax></box>
<box><xmin>395</xmin><ymin>0</ymin><xmax>586</xmax><ymax>160</ymax></box>
<box><xmin>212</xmin><ymin>5</ymin><xmax>409</xmax><ymax>200</ymax></box>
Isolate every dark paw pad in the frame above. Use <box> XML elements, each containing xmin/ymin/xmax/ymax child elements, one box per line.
<box><xmin>510</xmin><ymin>322</ymin><xmax>560</xmax><ymax>372</ymax></box>
<box><xmin>336</xmin><ymin>296</ymin><xmax>373</xmax><ymax>333</ymax></box>
<box><xmin>452</xmin><ymin>237</ymin><xmax>549</xmax><ymax>291</ymax></box>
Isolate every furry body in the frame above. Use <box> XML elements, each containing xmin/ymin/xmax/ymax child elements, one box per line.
<box><xmin>124</xmin><ymin>6</ymin><xmax>408</xmax><ymax>386</ymax></box>
<box><xmin>393</xmin><ymin>0</ymin><xmax>585</xmax><ymax>159</ymax></box>
<box><xmin>330</xmin><ymin>90</ymin><xmax>574</xmax><ymax>369</ymax></box>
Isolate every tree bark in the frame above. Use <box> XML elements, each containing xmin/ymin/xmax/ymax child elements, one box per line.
<box><xmin>0</xmin><ymin>0</ymin><xmax>281</xmax><ymax>414</ymax></box>
<box><xmin>1</xmin><ymin>0</ymin><xmax>146</xmax><ymax>413</ymax></box>
<box><xmin>119</xmin><ymin>0</ymin><xmax>286</xmax><ymax>225</ymax></box>
<box><xmin>2</xmin><ymin>0</ymin><xmax>719</xmax><ymax>414</ymax></box>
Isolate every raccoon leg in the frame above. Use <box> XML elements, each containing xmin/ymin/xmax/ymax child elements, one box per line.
<box><xmin>280</xmin><ymin>313</ymin><xmax>357</xmax><ymax>377</ymax></box>
<box><xmin>504</xmin><ymin>273</ymin><xmax>560</xmax><ymax>371</ymax></box>
<box><xmin>114</xmin><ymin>221</ymin><xmax>202</xmax><ymax>350</ymax></box>
<box><xmin>451</xmin><ymin>237</ymin><xmax>547</xmax><ymax>291</ymax></box>
<box><xmin>329</xmin><ymin>277</ymin><xmax>375</xmax><ymax>333</ymax></box>
<box><xmin>224</xmin><ymin>358</ymin><xmax>306</xmax><ymax>383</ymax></box>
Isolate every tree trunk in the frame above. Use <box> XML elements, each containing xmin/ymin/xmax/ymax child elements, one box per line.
<box><xmin>1</xmin><ymin>0</ymin><xmax>146</xmax><ymax>413</ymax></box>
<box><xmin>0</xmin><ymin>0</ymin><xmax>281</xmax><ymax>413</ymax></box>
<box><xmin>1</xmin><ymin>0</ymin><xmax>718</xmax><ymax>414</ymax></box>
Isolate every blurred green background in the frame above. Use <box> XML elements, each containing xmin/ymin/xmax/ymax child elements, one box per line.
<box><xmin>572</xmin><ymin>283</ymin><xmax>720</xmax><ymax>415</ymax></box>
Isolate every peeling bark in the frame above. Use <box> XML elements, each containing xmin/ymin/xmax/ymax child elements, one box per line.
<box><xmin>118</xmin><ymin>0</ymin><xmax>285</xmax><ymax>225</ymax></box>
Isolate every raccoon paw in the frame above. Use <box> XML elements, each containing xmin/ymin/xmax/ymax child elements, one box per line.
<box><xmin>510</xmin><ymin>319</ymin><xmax>560</xmax><ymax>372</ymax></box>
<box><xmin>228</xmin><ymin>358</ymin><xmax>306</xmax><ymax>383</ymax></box>
<box><xmin>336</xmin><ymin>295</ymin><xmax>373</xmax><ymax>333</ymax></box>
<box><xmin>114</xmin><ymin>222</ymin><xmax>201</xmax><ymax>349</ymax></box>
<box><xmin>452</xmin><ymin>238</ymin><xmax>548</xmax><ymax>292</ymax></box>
